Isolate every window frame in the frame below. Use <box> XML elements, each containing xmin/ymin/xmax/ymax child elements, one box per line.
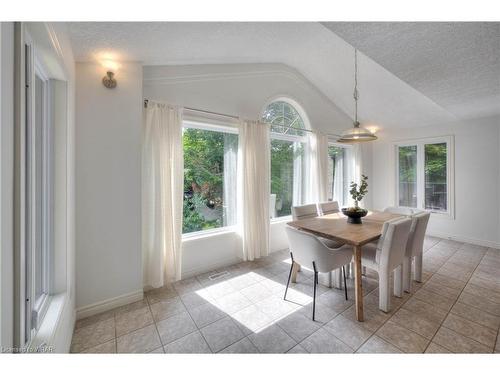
<box><xmin>263</xmin><ymin>98</ymin><xmax>310</xmax><ymax>221</ymax></box>
<box><xmin>181</xmin><ymin>120</ymin><xmax>239</xmax><ymax>238</ymax></box>
<box><xmin>24</xmin><ymin>38</ymin><xmax>54</xmax><ymax>341</ymax></box>
<box><xmin>394</xmin><ymin>135</ymin><xmax>455</xmax><ymax>218</ymax></box>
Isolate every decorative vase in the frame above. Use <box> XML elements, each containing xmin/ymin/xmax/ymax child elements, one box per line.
<box><xmin>341</xmin><ymin>208</ymin><xmax>368</xmax><ymax>224</ymax></box>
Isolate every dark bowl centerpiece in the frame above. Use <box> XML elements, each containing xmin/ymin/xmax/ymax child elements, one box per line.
<box><xmin>342</xmin><ymin>207</ymin><xmax>368</xmax><ymax>224</ymax></box>
<box><xmin>342</xmin><ymin>174</ymin><xmax>369</xmax><ymax>224</ymax></box>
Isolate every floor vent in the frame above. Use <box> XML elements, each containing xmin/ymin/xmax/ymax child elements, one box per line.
<box><xmin>208</xmin><ymin>270</ymin><xmax>230</xmax><ymax>281</ymax></box>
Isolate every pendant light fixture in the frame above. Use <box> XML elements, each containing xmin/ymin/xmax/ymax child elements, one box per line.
<box><xmin>338</xmin><ymin>49</ymin><xmax>378</xmax><ymax>143</ymax></box>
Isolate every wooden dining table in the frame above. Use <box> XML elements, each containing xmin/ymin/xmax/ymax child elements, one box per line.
<box><xmin>287</xmin><ymin>210</ymin><xmax>403</xmax><ymax>322</ymax></box>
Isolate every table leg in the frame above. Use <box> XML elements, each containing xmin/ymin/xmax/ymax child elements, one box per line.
<box><xmin>354</xmin><ymin>245</ymin><xmax>364</xmax><ymax>322</ymax></box>
<box><xmin>291</xmin><ymin>262</ymin><xmax>300</xmax><ymax>283</ymax></box>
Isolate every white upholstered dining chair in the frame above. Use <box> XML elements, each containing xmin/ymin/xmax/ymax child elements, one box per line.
<box><xmin>384</xmin><ymin>206</ymin><xmax>415</xmax><ymax>215</ymax></box>
<box><xmin>360</xmin><ymin>217</ymin><xmax>412</xmax><ymax>312</ymax></box>
<box><xmin>402</xmin><ymin>211</ymin><xmax>430</xmax><ymax>293</ymax></box>
<box><xmin>319</xmin><ymin>201</ymin><xmax>340</xmax><ymax>215</ymax></box>
<box><xmin>291</xmin><ymin>203</ymin><xmax>318</xmax><ymax>221</ymax></box>
<box><xmin>292</xmin><ymin>203</ymin><xmax>343</xmax><ymax>249</ymax></box>
<box><xmin>285</xmin><ymin>226</ymin><xmax>353</xmax><ymax>320</ymax></box>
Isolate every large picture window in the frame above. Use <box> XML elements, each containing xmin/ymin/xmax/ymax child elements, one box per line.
<box><xmin>262</xmin><ymin>100</ymin><xmax>308</xmax><ymax>218</ymax></box>
<box><xmin>395</xmin><ymin>137</ymin><xmax>453</xmax><ymax>215</ymax></box>
<box><xmin>182</xmin><ymin>122</ymin><xmax>238</xmax><ymax>234</ymax></box>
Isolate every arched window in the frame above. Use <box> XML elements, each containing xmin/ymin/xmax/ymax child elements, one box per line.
<box><xmin>262</xmin><ymin>100</ymin><xmax>307</xmax><ymax>136</ymax></box>
<box><xmin>262</xmin><ymin>99</ymin><xmax>309</xmax><ymax>219</ymax></box>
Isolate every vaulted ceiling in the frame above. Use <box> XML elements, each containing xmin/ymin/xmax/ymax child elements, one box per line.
<box><xmin>322</xmin><ymin>22</ymin><xmax>500</xmax><ymax>121</ymax></box>
<box><xmin>66</xmin><ymin>22</ymin><xmax>500</xmax><ymax>130</ymax></box>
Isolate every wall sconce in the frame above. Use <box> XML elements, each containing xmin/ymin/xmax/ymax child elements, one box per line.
<box><xmin>101</xmin><ymin>59</ymin><xmax>120</xmax><ymax>89</ymax></box>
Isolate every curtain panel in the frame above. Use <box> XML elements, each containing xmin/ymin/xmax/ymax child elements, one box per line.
<box><xmin>238</xmin><ymin>120</ymin><xmax>271</xmax><ymax>261</ymax></box>
<box><xmin>307</xmin><ymin>131</ymin><xmax>329</xmax><ymax>203</ymax></box>
<box><xmin>142</xmin><ymin>101</ymin><xmax>184</xmax><ymax>288</ymax></box>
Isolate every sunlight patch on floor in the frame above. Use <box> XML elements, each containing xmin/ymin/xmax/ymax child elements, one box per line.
<box><xmin>195</xmin><ymin>270</ymin><xmax>313</xmax><ymax>333</ymax></box>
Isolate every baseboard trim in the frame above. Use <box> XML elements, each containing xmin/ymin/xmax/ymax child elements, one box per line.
<box><xmin>427</xmin><ymin>230</ymin><xmax>500</xmax><ymax>249</ymax></box>
<box><xmin>76</xmin><ymin>290</ymin><xmax>144</xmax><ymax>320</ymax></box>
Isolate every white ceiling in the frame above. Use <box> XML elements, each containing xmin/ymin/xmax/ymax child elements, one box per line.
<box><xmin>66</xmin><ymin>22</ymin><xmax>499</xmax><ymax>129</ymax></box>
<box><xmin>322</xmin><ymin>22</ymin><xmax>500</xmax><ymax>121</ymax></box>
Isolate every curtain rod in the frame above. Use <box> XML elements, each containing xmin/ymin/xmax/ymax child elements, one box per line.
<box><xmin>143</xmin><ymin>99</ymin><xmax>341</xmax><ymax>137</ymax></box>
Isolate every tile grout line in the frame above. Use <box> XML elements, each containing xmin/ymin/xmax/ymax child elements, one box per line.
<box><xmin>367</xmin><ymin>242</ymin><xmax>459</xmax><ymax>353</ymax></box>
<box><xmin>421</xmin><ymin>244</ymin><xmax>491</xmax><ymax>353</ymax></box>
<box><xmin>176</xmin><ymin>289</ymin><xmax>216</xmax><ymax>353</ymax></box>
<box><xmin>419</xmin><ymin>245</ymin><xmax>473</xmax><ymax>352</ymax></box>
<box><xmin>74</xmin><ymin>239</ymin><xmax>499</xmax><ymax>354</ymax></box>
<box><xmin>364</xmin><ymin>241</ymin><xmax>443</xmax><ymax>353</ymax></box>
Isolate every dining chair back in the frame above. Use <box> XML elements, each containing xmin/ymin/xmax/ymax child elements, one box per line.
<box><xmin>377</xmin><ymin>217</ymin><xmax>412</xmax><ymax>272</ymax></box>
<box><xmin>384</xmin><ymin>206</ymin><xmax>414</xmax><ymax>216</ymax></box>
<box><xmin>292</xmin><ymin>203</ymin><xmax>318</xmax><ymax>221</ymax></box>
<box><xmin>403</xmin><ymin>211</ymin><xmax>430</xmax><ymax>291</ymax></box>
<box><xmin>362</xmin><ymin>217</ymin><xmax>411</xmax><ymax>312</ymax></box>
<box><xmin>319</xmin><ymin>201</ymin><xmax>340</xmax><ymax>215</ymax></box>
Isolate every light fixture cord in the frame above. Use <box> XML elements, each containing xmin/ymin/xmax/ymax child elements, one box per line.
<box><xmin>353</xmin><ymin>49</ymin><xmax>359</xmax><ymax>126</ymax></box>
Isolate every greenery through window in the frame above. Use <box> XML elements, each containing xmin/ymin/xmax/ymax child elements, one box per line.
<box><xmin>398</xmin><ymin>145</ymin><xmax>418</xmax><ymax>208</ymax></box>
<box><xmin>263</xmin><ymin>100</ymin><xmax>307</xmax><ymax>218</ymax></box>
<box><xmin>425</xmin><ymin>143</ymin><xmax>447</xmax><ymax>211</ymax></box>
<box><xmin>182</xmin><ymin>125</ymin><xmax>238</xmax><ymax>234</ymax></box>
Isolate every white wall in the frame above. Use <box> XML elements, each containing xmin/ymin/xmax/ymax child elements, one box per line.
<box><xmin>75</xmin><ymin>62</ymin><xmax>143</xmax><ymax>313</ymax></box>
<box><xmin>144</xmin><ymin>63</ymin><xmax>354</xmax><ymax>277</ymax></box>
<box><xmin>371</xmin><ymin>116</ymin><xmax>500</xmax><ymax>248</ymax></box>
<box><xmin>144</xmin><ymin>63</ymin><xmax>352</xmax><ymax>135</ymax></box>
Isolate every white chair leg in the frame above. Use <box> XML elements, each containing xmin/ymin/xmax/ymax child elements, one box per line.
<box><xmin>379</xmin><ymin>272</ymin><xmax>391</xmax><ymax>312</ymax></box>
<box><xmin>403</xmin><ymin>257</ymin><xmax>412</xmax><ymax>293</ymax></box>
<box><xmin>394</xmin><ymin>265</ymin><xmax>403</xmax><ymax>298</ymax></box>
<box><xmin>414</xmin><ymin>253</ymin><xmax>423</xmax><ymax>282</ymax></box>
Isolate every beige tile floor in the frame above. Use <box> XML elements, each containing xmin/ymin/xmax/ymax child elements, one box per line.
<box><xmin>71</xmin><ymin>236</ymin><xmax>500</xmax><ymax>353</ymax></box>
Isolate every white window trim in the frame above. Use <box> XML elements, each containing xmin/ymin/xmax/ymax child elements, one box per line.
<box><xmin>26</xmin><ymin>50</ymin><xmax>53</xmax><ymax>335</ymax></box>
<box><xmin>181</xmin><ymin>120</ymin><xmax>239</xmax><ymax>239</ymax></box>
<box><xmin>183</xmin><ymin>119</ymin><xmax>239</xmax><ymax>135</ymax></box>
<box><xmin>270</xmin><ymin>215</ymin><xmax>292</xmax><ymax>224</ymax></box>
<box><xmin>182</xmin><ymin>226</ymin><xmax>237</xmax><ymax>241</ymax></box>
<box><xmin>393</xmin><ymin>135</ymin><xmax>455</xmax><ymax>219</ymax></box>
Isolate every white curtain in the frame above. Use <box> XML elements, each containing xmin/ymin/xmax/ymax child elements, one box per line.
<box><xmin>353</xmin><ymin>143</ymin><xmax>364</xmax><ymax>207</ymax></box>
<box><xmin>307</xmin><ymin>131</ymin><xmax>329</xmax><ymax>203</ymax></box>
<box><xmin>223</xmin><ymin>133</ymin><xmax>238</xmax><ymax>226</ymax></box>
<box><xmin>344</xmin><ymin>144</ymin><xmax>363</xmax><ymax>207</ymax></box>
<box><xmin>238</xmin><ymin>120</ymin><xmax>270</xmax><ymax>261</ymax></box>
<box><xmin>292</xmin><ymin>142</ymin><xmax>302</xmax><ymax>206</ymax></box>
<box><xmin>142</xmin><ymin>101</ymin><xmax>184</xmax><ymax>288</ymax></box>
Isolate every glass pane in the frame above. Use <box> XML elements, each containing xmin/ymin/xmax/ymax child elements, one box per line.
<box><xmin>270</xmin><ymin>139</ymin><xmax>296</xmax><ymax>218</ymax></box>
<box><xmin>34</xmin><ymin>74</ymin><xmax>44</xmax><ymax>303</ymax></box>
<box><xmin>262</xmin><ymin>101</ymin><xmax>305</xmax><ymax>136</ymax></box>
<box><xmin>327</xmin><ymin>145</ymin><xmax>347</xmax><ymax>205</ymax></box>
<box><xmin>398</xmin><ymin>145</ymin><xmax>418</xmax><ymax>207</ymax></box>
<box><xmin>182</xmin><ymin>128</ymin><xmax>238</xmax><ymax>234</ymax></box>
<box><xmin>425</xmin><ymin>143</ymin><xmax>447</xmax><ymax>211</ymax></box>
